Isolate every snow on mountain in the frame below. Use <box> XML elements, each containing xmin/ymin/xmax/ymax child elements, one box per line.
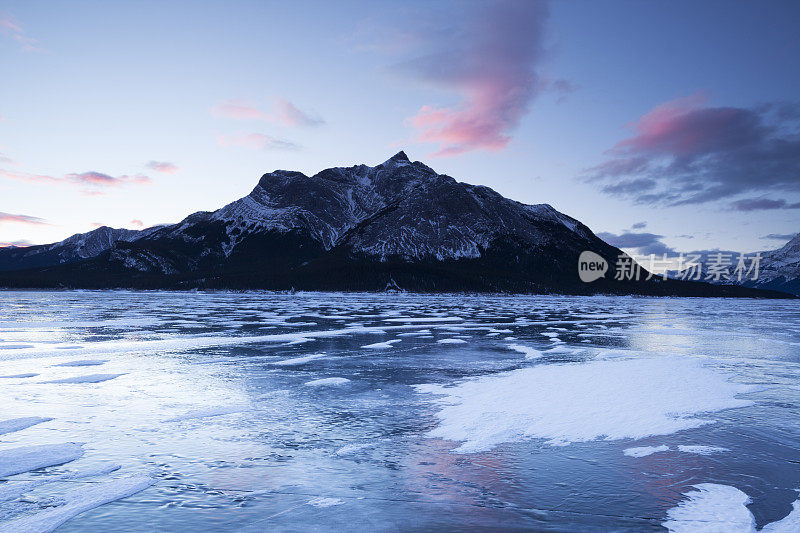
<box><xmin>143</xmin><ymin>151</ymin><xmax>593</xmax><ymax>262</ymax></box>
<box><xmin>0</xmin><ymin>226</ymin><xmax>151</xmax><ymax>272</ymax></box>
<box><xmin>740</xmin><ymin>233</ymin><xmax>800</xmax><ymax>295</ymax></box>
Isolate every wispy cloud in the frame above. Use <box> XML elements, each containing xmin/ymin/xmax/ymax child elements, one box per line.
<box><xmin>585</xmin><ymin>94</ymin><xmax>800</xmax><ymax>206</ymax></box>
<box><xmin>211</xmin><ymin>99</ymin><xmax>324</xmax><ymax>127</ymax></box>
<box><xmin>130</xmin><ymin>219</ymin><xmax>144</xmax><ymax>228</ymax></box>
<box><xmin>0</xmin><ymin>13</ymin><xmax>42</xmax><ymax>52</ymax></box>
<box><xmin>0</xmin><ymin>211</ymin><xmax>49</xmax><ymax>226</ymax></box>
<box><xmin>387</xmin><ymin>0</ymin><xmax>552</xmax><ymax>157</ymax></box>
<box><xmin>145</xmin><ymin>161</ymin><xmax>179</xmax><ymax>174</ymax></box>
<box><xmin>0</xmin><ymin>168</ymin><xmax>152</xmax><ymax>195</ymax></box>
<box><xmin>66</xmin><ymin>172</ymin><xmax>151</xmax><ymax>187</ymax></box>
<box><xmin>217</xmin><ymin>133</ymin><xmax>300</xmax><ymax>151</ymax></box>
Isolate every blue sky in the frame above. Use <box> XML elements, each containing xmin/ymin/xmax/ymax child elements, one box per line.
<box><xmin>1</xmin><ymin>0</ymin><xmax>799</xmax><ymax>255</ymax></box>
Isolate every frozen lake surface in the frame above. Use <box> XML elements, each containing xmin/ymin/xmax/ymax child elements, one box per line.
<box><xmin>0</xmin><ymin>290</ymin><xmax>799</xmax><ymax>531</ymax></box>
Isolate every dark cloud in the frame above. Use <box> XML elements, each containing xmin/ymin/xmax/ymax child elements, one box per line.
<box><xmin>596</xmin><ymin>231</ymin><xmax>676</xmax><ymax>255</ymax></box>
<box><xmin>761</xmin><ymin>233</ymin><xmax>797</xmax><ymax>241</ymax></box>
<box><xmin>631</xmin><ymin>221</ymin><xmax>647</xmax><ymax>229</ymax></box>
<box><xmin>585</xmin><ymin>95</ymin><xmax>800</xmax><ymax>206</ymax></box>
<box><xmin>729</xmin><ymin>198</ymin><xmax>800</xmax><ymax>211</ymax></box>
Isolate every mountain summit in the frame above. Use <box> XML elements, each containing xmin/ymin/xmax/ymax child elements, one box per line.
<box><xmin>0</xmin><ymin>154</ymin><xmax>790</xmax><ymax>297</ymax></box>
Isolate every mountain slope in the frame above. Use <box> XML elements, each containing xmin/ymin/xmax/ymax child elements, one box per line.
<box><xmin>740</xmin><ymin>233</ymin><xmax>800</xmax><ymax>295</ymax></box>
<box><xmin>0</xmin><ymin>226</ymin><xmax>145</xmax><ymax>272</ymax></box>
<box><xmin>0</xmin><ymin>153</ymin><xmax>791</xmax><ymax>297</ymax></box>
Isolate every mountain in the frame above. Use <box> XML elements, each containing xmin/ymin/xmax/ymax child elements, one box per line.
<box><xmin>739</xmin><ymin>233</ymin><xmax>800</xmax><ymax>295</ymax></box>
<box><xmin>0</xmin><ymin>152</ymin><xmax>791</xmax><ymax>297</ymax></box>
<box><xmin>0</xmin><ymin>226</ymin><xmax>147</xmax><ymax>272</ymax></box>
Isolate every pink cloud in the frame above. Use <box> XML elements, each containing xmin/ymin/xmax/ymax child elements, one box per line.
<box><xmin>585</xmin><ymin>97</ymin><xmax>800</xmax><ymax>205</ymax></box>
<box><xmin>0</xmin><ymin>211</ymin><xmax>49</xmax><ymax>226</ymax></box>
<box><xmin>211</xmin><ymin>99</ymin><xmax>323</xmax><ymax>127</ymax></box>
<box><xmin>396</xmin><ymin>1</ymin><xmax>552</xmax><ymax>157</ymax></box>
<box><xmin>217</xmin><ymin>133</ymin><xmax>299</xmax><ymax>151</ymax></box>
<box><xmin>90</xmin><ymin>222</ymin><xmax>104</xmax><ymax>228</ymax></box>
<box><xmin>211</xmin><ymin>100</ymin><xmax>271</xmax><ymax>121</ymax></box>
<box><xmin>274</xmin><ymin>99</ymin><xmax>324</xmax><ymax>127</ymax></box>
<box><xmin>1</xmin><ymin>168</ymin><xmax>152</xmax><ymax>195</ymax></box>
<box><xmin>0</xmin><ymin>13</ymin><xmax>42</xmax><ymax>52</ymax></box>
<box><xmin>130</xmin><ymin>219</ymin><xmax>144</xmax><ymax>228</ymax></box>
<box><xmin>66</xmin><ymin>172</ymin><xmax>151</xmax><ymax>187</ymax></box>
<box><xmin>146</xmin><ymin>161</ymin><xmax>179</xmax><ymax>174</ymax></box>
<box><xmin>0</xmin><ymin>168</ymin><xmax>60</xmax><ymax>183</ymax></box>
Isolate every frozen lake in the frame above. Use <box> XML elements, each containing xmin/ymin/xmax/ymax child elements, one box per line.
<box><xmin>0</xmin><ymin>291</ymin><xmax>799</xmax><ymax>531</ymax></box>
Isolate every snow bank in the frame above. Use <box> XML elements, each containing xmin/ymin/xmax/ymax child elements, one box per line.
<box><xmin>505</xmin><ymin>344</ymin><xmax>542</xmax><ymax>359</ymax></box>
<box><xmin>415</xmin><ymin>356</ymin><xmax>754</xmax><ymax>453</ymax></box>
<box><xmin>304</xmin><ymin>377</ymin><xmax>351</xmax><ymax>387</ymax></box>
<box><xmin>0</xmin><ymin>443</ymin><xmax>84</xmax><ymax>478</ymax></box>
<box><xmin>663</xmin><ymin>483</ymin><xmax>800</xmax><ymax>532</ymax></box>
<box><xmin>0</xmin><ymin>417</ymin><xmax>53</xmax><ymax>436</ymax></box>
<box><xmin>0</xmin><ymin>474</ymin><xmax>154</xmax><ymax>533</ymax></box>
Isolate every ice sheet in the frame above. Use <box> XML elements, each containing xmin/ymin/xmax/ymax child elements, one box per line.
<box><xmin>0</xmin><ymin>474</ymin><xmax>154</xmax><ymax>533</ymax></box>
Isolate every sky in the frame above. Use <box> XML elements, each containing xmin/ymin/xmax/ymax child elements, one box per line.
<box><xmin>1</xmin><ymin>0</ymin><xmax>799</xmax><ymax>256</ymax></box>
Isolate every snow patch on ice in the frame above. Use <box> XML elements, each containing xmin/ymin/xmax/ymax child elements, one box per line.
<box><xmin>307</xmin><ymin>497</ymin><xmax>344</xmax><ymax>507</ymax></box>
<box><xmin>269</xmin><ymin>353</ymin><xmax>326</xmax><ymax>366</ymax></box>
<box><xmin>0</xmin><ymin>417</ymin><xmax>53</xmax><ymax>436</ymax></box>
<box><xmin>624</xmin><ymin>445</ymin><xmax>669</xmax><ymax>457</ymax></box>
<box><xmin>52</xmin><ymin>359</ymin><xmax>108</xmax><ymax>367</ymax></box>
<box><xmin>505</xmin><ymin>344</ymin><xmax>542</xmax><ymax>359</ymax></box>
<box><xmin>676</xmin><ymin>445</ymin><xmax>728</xmax><ymax>455</ymax></box>
<box><xmin>415</xmin><ymin>356</ymin><xmax>754</xmax><ymax>453</ymax></box>
<box><xmin>164</xmin><ymin>405</ymin><xmax>249</xmax><ymax>422</ymax></box>
<box><xmin>44</xmin><ymin>373</ymin><xmax>125</xmax><ymax>384</ymax></box>
<box><xmin>663</xmin><ymin>483</ymin><xmax>800</xmax><ymax>532</ymax></box>
<box><xmin>0</xmin><ymin>443</ymin><xmax>84</xmax><ymax>478</ymax></box>
<box><xmin>362</xmin><ymin>340</ymin><xmax>401</xmax><ymax>349</ymax></box>
<box><xmin>437</xmin><ymin>338</ymin><xmax>467</xmax><ymax>345</ymax></box>
<box><xmin>305</xmin><ymin>377</ymin><xmax>351</xmax><ymax>387</ymax></box>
